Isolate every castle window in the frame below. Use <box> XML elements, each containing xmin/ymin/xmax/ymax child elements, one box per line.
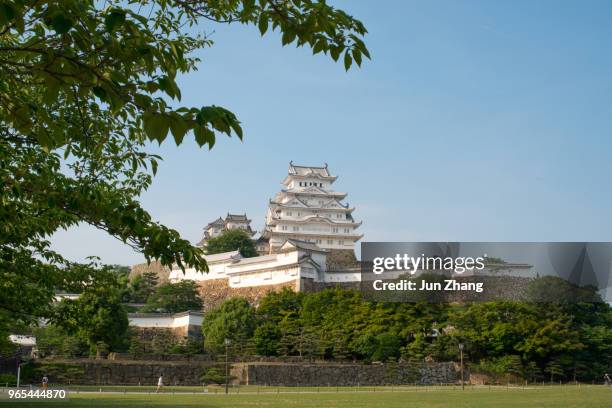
<box><xmin>332</xmin><ymin>227</ymin><xmax>338</xmax><ymax>233</ymax></box>
<box><xmin>344</xmin><ymin>228</ymin><xmax>350</xmax><ymax>233</ymax></box>
<box><xmin>316</xmin><ymin>239</ymin><xmax>322</xmax><ymax>244</ymax></box>
<box><xmin>327</xmin><ymin>239</ymin><xmax>333</xmax><ymax>245</ymax></box>
<box><xmin>339</xmin><ymin>240</ymin><xmax>344</xmax><ymax>245</ymax></box>
<box><xmin>292</xmin><ymin>226</ymin><xmax>299</xmax><ymax>231</ymax></box>
<box><xmin>287</xmin><ymin>211</ymin><xmax>292</xmax><ymax>216</ymax></box>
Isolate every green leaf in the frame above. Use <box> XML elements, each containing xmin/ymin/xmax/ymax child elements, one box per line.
<box><xmin>105</xmin><ymin>10</ymin><xmax>126</xmax><ymax>32</ymax></box>
<box><xmin>142</xmin><ymin>112</ymin><xmax>169</xmax><ymax>144</ymax></box>
<box><xmin>49</xmin><ymin>12</ymin><xmax>73</xmax><ymax>34</ymax></box>
<box><xmin>169</xmin><ymin>114</ymin><xmax>189</xmax><ymax>145</ymax></box>
<box><xmin>344</xmin><ymin>51</ymin><xmax>352</xmax><ymax>71</ymax></box>
<box><xmin>312</xmin><ymin>40</ymin><xmax>325</xmax><ymax>55</ymax></box>
<box><xmin>0</xmin><ymin>2</ymin><xmax>17</xmax><ymax>27</ymax></box>
<box><xmin>281</xmin><ymin>30</ymin><xmax>296</xmax><ymax>46</ymax></box>
<box><xmin>352</xmin><ymin>49</ymin><xmax>362</xmax><ymax>67</ymax></box>
<box><xmin>258</xmin><ymin>15</ymin><xmax>268</xmax><ymax>35</ymax></box>
<box><xmin>92</xmin><ymin>86</ymin><xmax>107</xmax><ymax>101</ymax></box>
<box><xmin>330</xmin><ymin>46</ymin><xmax>341</xmax><ymax>62</ymax></box>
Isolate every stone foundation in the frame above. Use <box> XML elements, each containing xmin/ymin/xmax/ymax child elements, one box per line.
<box><xmin>197</xmin><ymin>279</ymin><xmax>297</xmax><ymax>310</ymax></box>
<box><xmin>130</xmin><ymin>261</ymin><xmax>170</xmax><ymax>284</ymax></box>
<box><xmin>237</xmin><ymin>362</ymin><xmax>459</xmax><ymax>386</ymax></box>
<box><xmin>33</xmin><ymin>359</ymin><xmax>220</xmax><ymax>386</ymax></box>
<box><xmin>32</xmin><ymin>359</ymin><xmax>460</xmax><ymax>386</ymax></box>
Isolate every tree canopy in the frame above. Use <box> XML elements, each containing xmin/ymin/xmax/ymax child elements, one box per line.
<box><xmin>0</xmin><ymin>0</ymin><xmax>368</xmax><ymax>343</ymax></box>
<box><xmin>143</xmin><ymin>280</ymin><xmax>202</xmax><ymax>313</ymax></box>
<box><xmin>52</xmin><ymin>272</ymin><xmax>129</xmax><ymax>357</ymax></box>
<box><xmin>202</xmin><ymin>287</ymin><xmax>612</xmax><ymax>381</ymax></box>
<box><xmin>206</xmin><ymin>229</ymin><xmax>258</xmax><ymax>257</ymax></box>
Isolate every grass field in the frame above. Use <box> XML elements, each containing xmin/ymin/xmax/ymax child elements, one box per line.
<box><xmin>1</xmin><ymin>385</ymin><xmax>611</xmax><ymax>407</ymax></box>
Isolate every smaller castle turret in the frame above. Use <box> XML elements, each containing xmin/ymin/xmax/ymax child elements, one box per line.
<box><xmin>197</xmin><ymin>213</ymin><xmax>255</xmax><ymax>247</ymax></box>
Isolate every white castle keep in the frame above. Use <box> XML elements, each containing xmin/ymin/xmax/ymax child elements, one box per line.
<box><xmin>261</xmin><ymin>162</ymin><xmax>363</xmax><ymax>254</ymax></box>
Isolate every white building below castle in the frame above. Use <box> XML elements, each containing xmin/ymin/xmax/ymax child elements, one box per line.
<box><xmin>169</xmin><ymin>239</ymin><xmax>360</xmax><ymax>288</ymax></box>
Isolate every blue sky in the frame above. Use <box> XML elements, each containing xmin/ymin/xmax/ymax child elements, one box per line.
<box><xmin>51</xmin><ymin>0</ymin><xmax>612</xmax><ymax>265</ymax></box>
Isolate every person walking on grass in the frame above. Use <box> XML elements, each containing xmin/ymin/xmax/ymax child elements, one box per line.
<box><xmin>41</xmin><ymin>375</ymin><xmax>49</xmax><ymax>390</ymax></box>
<box><xmin>156</xmin><ymin>374</ymin><xmax>163</xmax><ymax>393</ymax></box>
<box><xmin>604</xmin><ymin>373</ymin><xmax>611</xmax><ymax>386</ymax></box>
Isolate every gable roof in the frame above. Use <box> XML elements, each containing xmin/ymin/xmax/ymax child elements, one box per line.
<box><xmin>288</xmin><ymin>162</ymin><xmax>331</xmax><ymax>177</ymax></box>
<box><xmin>204</xmin><ymin>250</ymin><xmax>242</xmax><ymax>263</ymax></box>
<box><xmin>226</xmin><ymin>213</ymin><xmax>250</xmax><ymax>222</ymax></box>
<box><xmin>280</xmin><ymin>239</ymin><xmax>327</xmax><ymax>253</ymax></box>
<box><xmin>205</xmin><ymin>217</ymin><xmax>225</xmax><ymax>229</ymax></box>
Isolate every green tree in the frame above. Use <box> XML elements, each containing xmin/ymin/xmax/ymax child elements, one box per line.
<box><xmin>150</xmin><ymin>329</ymin><xmax>178</xmax><ymax>355</ymax></box>
<box><xmin>34</xmin><ymin>325</ymin><xmax>88</xmax><ymax>358</ymax></box>
<box><xmin>143</xmin><ymin>281</ymin><xmax>202</xmax><ymax>313</ymax></box>
<box><xmin>130</xmin><ymin>271</ymin><xmax>160</xmax><ymax>303</ymax></box>
<box><xmin>206</xmin><ymin>229</ymin><xmax>258</xmax><ymax>258</ymax></box>
<box><xmin>1</xmin><ymin>0</ymin><xmax>368</xmax><ymax>350</ymax></box>
<box><xmin>252</xmin><ymin>321</ymin><xmax>281</xmax><ymax>356</ymax></box>
<box><xmin>202</xmin><ymin>298</ymin><xmax>256</xmax><ymax>354</ymax></box>
<box><xmin>200</xmin><ymin>367</ymin><xmax>234</xmax><ymax>385</ymax></box>
<box><xmin>53</xmin><ymin>272</ymin><xmax>129</xmax><ymax>357</ymax></box>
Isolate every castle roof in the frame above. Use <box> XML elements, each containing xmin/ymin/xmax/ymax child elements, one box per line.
<box><xmin>288</xmin><ymin>162</ymin><xmax>331</xmax><ymax>177</ymax></box>
<box><xmin>283</xmin><ymin>162</ymin><xmax>338</xmax><ymax>184</ymax></box>
<box><xmin>204</xmin><ymin>217</ymin><xmax>225</xmax><ymax>229</ymax></box>
<box><xmin>268</xmin><ymin>215</ymin><xmax>361</xmax><ymax>228</ymax></box>
<box><xmin>226</xmin><ymin>213</ymin><xmax>250</xmax><ymax>222</ymax></box>
<box><xmin>204</xmin><ymin>250</ymin><xmax>242</xmax><ymax>263</ymax></box>
<box><xmin>281</xmin><ymin>239</ymin><xmax>328</xmax><ymax>253</ymax></box>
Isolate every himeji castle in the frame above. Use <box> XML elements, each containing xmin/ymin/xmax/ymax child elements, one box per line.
<box><xmin>260</xmin><ymin>162</ymin><xmax>363</xmax><ymax>254</ymax></box>
<box><xmin>139</xmin><ymin>162</ymin><xmax>363</xmax><ymax>299</ymax></box>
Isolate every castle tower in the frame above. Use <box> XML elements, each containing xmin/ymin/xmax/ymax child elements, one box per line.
<box><xmin>197</xmin><ymin>213</ymin><xmax>255</xmax><ymax>248</ymax></box>
<box><xmin>262</xmin><ymin>162</ymin><xmax>363</xmax><ymax>253</ymax></box>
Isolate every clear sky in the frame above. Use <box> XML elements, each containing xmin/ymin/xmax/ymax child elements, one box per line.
<box><xmin>51</xmin><ymin>0</ymin><xmax>612</xmax><ymax>266</ymax></box>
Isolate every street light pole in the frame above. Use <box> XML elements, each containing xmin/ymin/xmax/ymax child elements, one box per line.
<box><xmin>224</xmin><ymin>338</ymin><xmax>231</xmax><ymax>395</ymax></box>
<box><xmin>459</xmin><ymin>343</ymin><xmax>464</xmax><ymax>391</ymax></box>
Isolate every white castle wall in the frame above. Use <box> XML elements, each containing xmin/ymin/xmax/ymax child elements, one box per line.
<box><xmin>169</xmin><ymin>241</ymin><xmax>332</xmax><ymax>289</ymax></box>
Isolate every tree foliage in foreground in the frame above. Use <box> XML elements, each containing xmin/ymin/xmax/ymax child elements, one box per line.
<box><xmin>203</xmin><ymin>286</ymin><xmax>612</xmax><ymax>381</ymax></box>
<box><xmin>0</xmin><ymin>1</ymin><xmax>368</xmax><ymax>345</ymax></box>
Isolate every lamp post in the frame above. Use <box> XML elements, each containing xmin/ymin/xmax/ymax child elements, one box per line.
<box><xmin>458</xmin><ymin>343</ymin><xmax>465</xmax><ymax>391</ymax></box>
<box><xmin>224</xmin><ymin>338</ymin><xmax>231</xmax><ymax>395</ymax></box>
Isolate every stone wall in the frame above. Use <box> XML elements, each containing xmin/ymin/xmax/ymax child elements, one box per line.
<box><xmin>130</xmin><ymin>261</ymin><xmax>170</xmax><ymax>284</ymax></box>
<box><xmin>32</xmin><ymin>359</ymin><xmax>460</xmax><ymax>386</ymax></box>
<box><xmin>326</xmin><ymin>249</ymin><xmax>359</xmax><ymax>270</ymax></box>
<box><xmin>197</xmin><ymin>278</ymin><xmax>297</xmax><ymax>310</ymax></box>
<box><xmin>239</xmin><ymin>362</ymin><xmax>459</xmax><ymax>386</ymax></box>
<box><xmin>34</xmin><ymin>359</ymin><xmax>220</xmax><ymax>386</ymax></box>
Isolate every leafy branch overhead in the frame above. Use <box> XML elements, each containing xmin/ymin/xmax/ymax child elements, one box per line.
<box><xmin>0</xmin><ymin>0</ymin><xmax>369</xmax><ymax>150</ymax></box>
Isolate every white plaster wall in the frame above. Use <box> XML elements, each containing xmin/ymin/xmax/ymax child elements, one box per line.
<box><xmin>229</xmin><ymin>267</ymin><xmax>299</xmax><ymax>288</ymax></box>
<box><xmin>129</xmin><ymin>316</ymin><xmax>174</xmax><ymax>328</ymax></box>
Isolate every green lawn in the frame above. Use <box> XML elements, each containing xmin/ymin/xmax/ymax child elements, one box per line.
<box><xmin>2</xmin><ymin>386</ymin><xmax>611</xmax><ymax>408</ymax></box>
